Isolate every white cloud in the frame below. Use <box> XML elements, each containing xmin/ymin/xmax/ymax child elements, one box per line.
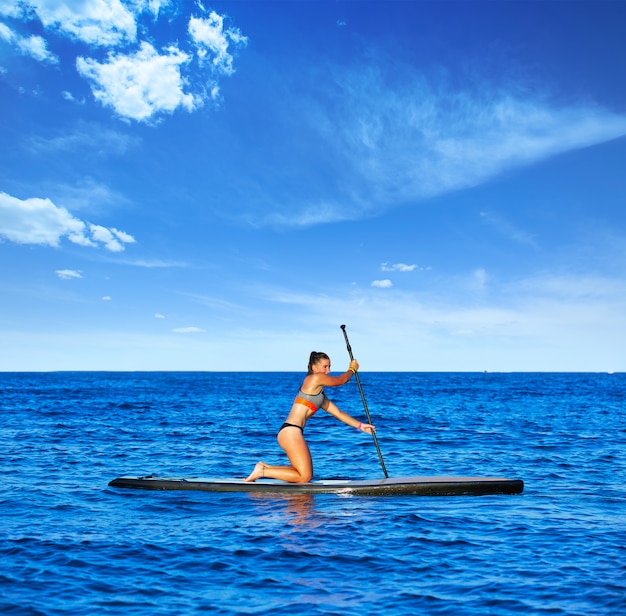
<box><xmin>89</xmin><ymin>223</ymin><xmax>136</xmax><ymax>252</ymax></box>
<box><xmin>132</xmin><ymin>0</ymin><xmax>171</xmax><ymax>19</ymax></box>
<box><xmin>18</xmin><ymin>33</ymin><xmax>58</xmax><ymax>63</ymax></box>
<box><xmin>0</xmin><ymin>1</ymin><xmax>21</xmax><ymax>18</ymax></box>
<box><xmin>188</xmin><ymin>11</ymin><xmax>248</xmax><ymax>75</ymax></box>
<box><xmin>56</xmin><ymin>269</ymin><xmax>82</xmax><ymax>279</ymax></box>
<box><xmin>102</xmin><ymin>295</ymin><xmax>112</xmax><ymax>301</ymax></box>
<box><xmin>77</xmin><ymin>42</ymin><xmax>198</xmax><ymax>122</ymax></box>
<box><xmin>0</xmin><ymin>21</ymin><xmax>58</xmax><ymax>63</ymax></box>
<box><xmin>62</xmin><ymin>90</ymin><xmax>83</xmax><ymax>103</ymax></box>
<box><xmin>1</xmin><ymin>191</ymin><xmax>87</xmax><ymax>246</ymax></box>
<box><xmin>381</xmin><ymin>263</ymin><xmax>418</xmax><ymax>272</ymax></box>
<box><xmin>172</xmin><ymin>326</ymin><xmax>205</xmax><ymax>333</ymax></box>
<box><xmin>0</xmin><ymin>190</ymin><xmax>135</xmax><ymax>251</ymax></box>
<box><xmin>110</xmin><ymin>227</ymin><xmax>134</xmax><ymax>243</ymax></box>
<box><xmin>1</xmin><ymin>3</ymin><xmax>247</xmax><ymax>122</ymax></box>
<box><xmin>371</xmin><ymin>279</ymin><xmax>393</xmax><ymax>288</ymax></box>
<box><xmin>29</xmin><ymin>0</ymin><xmax>137</xmax><ymax>47</ymax></box>
<box><xmin>154</xmin><ymin>313</ymin><xmax>165</xmax><ymax>319</ymax></box>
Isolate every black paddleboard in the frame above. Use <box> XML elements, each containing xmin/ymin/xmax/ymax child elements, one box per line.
<box><xmin>108</xmin><ymin>475</ymin><xmax>524</xmax><ymax>496</ymax></box>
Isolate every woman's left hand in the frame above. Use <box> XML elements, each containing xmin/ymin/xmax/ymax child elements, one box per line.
<box><xmin>358</xmin><ymin>423</ymin><xmax>375</xmax><ymax>433</ymax></box>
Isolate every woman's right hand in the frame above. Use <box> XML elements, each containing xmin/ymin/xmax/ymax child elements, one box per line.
<box><xmin>349</xmin><ymin>359</ymin><xmax>359</xmax><ymax>372</ymax></box>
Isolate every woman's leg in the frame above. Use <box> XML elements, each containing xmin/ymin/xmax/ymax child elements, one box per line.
<box><xmin>244</xmin><ymin>427</ymin><xmax>313</xmax><ymax>483</ymax></box>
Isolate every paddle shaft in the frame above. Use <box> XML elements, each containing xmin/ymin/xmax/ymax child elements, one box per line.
<box><xmin>340</xmin><ymin>325</ymin><xmax>389</xmax><ymax>478</ymax></box>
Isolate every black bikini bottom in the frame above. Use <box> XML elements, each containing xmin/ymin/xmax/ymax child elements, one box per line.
<box><xmin>278</xmin><ymin>422</ymin><xmax>304</xmax><ymax>435</ymax></box>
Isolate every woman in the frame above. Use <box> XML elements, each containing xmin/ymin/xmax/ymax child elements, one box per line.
<box><xmin>244</xmin><ymin>351</ymin><xmax>376</xmax><ymax>483</ymax></box>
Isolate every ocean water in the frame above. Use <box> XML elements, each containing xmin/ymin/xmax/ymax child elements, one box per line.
<box><xmin>1</xmin><ymin>371</ymin><xmax>625</xmax><ymax>615</ymax></box>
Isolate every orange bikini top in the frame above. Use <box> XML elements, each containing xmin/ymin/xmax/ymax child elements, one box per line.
<box><xmin>294</xmin><ymin>388</ymin><xmax>327</xmax><ymax>415</ymax></box>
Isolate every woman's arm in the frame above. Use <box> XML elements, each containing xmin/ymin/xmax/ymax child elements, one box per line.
<box><xmin>307</xmin><ymin>359</ymin><xmax>360</xmax><ymax>389</ymax></box>
<box><xmin>321</xmin><ymin>399</ymin><xmax>376</xmax><ymax>434</ymax></box>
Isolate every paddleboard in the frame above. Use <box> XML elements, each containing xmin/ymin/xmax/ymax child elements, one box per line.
<box><xmin>108</xmin><ymin>475</ymin><xmax>524</xmax><ymax>496</ymax></box>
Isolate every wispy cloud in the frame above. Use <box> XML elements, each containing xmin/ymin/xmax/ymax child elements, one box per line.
<box><xmin>56</xmin><ymin>269</ymin><xmax>82</xmax><ymax>280</ymax></box>
<box><xmin>117</xmin><ymin>258</ymin><xmax>188</xmax><ymax>269</ymax></box>
<box><xmin>260</xmin><ymin>201</ymin><xmax>354</xmax><ymax>228</ymax></box>
<box><xmin>0</xmin><ymin>191</ymin><xmax>135</xmax><ymax>251</ymax></box>
<box><xmin>472</xmin><ymin>267</ymin><xmax>489</xmax><ymax>291</ymax></box>
<box><xmin>180</xmin><ymin>291</ymin><xmax>246</xmax><ymax>314</ymax></box>
<box><xmin>507</xmin><ymin>273</ymin><xmax>625</xmax><ymax>300</ymax></box>
<box><xmin>261</xmin><ymin>63</ymin><xmax>626</xmax><ymax>227</ymax></box>
<box><xmin>371</xmin><ymin>279</ymin><xmax>393</xmax><ymax>288</ymax></box>
<box><xmin>381</xmin><ymin>263</ymin><xmax>420</xmax><ymax>272</ymax></box>
<box><xmin>27</xmin><ymin>121</ymin><xmax>139</xmax><ymax>156</ymax></box>
<box><xmin>480</xmin><ymin>211</ymin><xmax>538</xmax><ymax>247</ymax></box>
<box><xmin>259</xmin><ymin>271</ymin><xmax>626</xmax><ymax>370</ymax></box>
<box><xmin>172</xmin><ymin>326</ymin><xmax>205</xmax><ymax>333</ymax></box>
<box><xmin>331</xmin><ymin>70</ymin><xmax>626</xmax><ymax>205</ymax></box>
<box><xmin>34</xmin><ymin>178</ymin><xmax>132</xmax><ymax>215</ymax></box>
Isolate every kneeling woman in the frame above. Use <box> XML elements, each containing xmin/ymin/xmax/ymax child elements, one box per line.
<box><xmin>245</xmin><ymin>351</ymin><xmax>375</xmax><ymax>483</ymax></box>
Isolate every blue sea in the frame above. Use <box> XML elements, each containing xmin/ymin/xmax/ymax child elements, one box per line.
<box><xmin>1</xmin><ymin>371</ymin><xmax>625</xmax><ymax>615</ymax></box>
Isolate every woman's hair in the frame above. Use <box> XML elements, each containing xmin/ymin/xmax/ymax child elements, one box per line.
<box><xmin>308</xmin><ymin>351</ymin><xmax>330</xmax><ymax>374</ymax></box>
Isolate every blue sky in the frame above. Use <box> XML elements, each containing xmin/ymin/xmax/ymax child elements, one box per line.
<box><xmin>1</xmin><ymin>0</ymin><xmax>625</xmax><ymax>372</ymax></box>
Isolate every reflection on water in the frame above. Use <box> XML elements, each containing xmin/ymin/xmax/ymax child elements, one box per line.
<box><xmin>249</xmin><ymin>492</ymin><xmax>321</xmax><ymax>529</ymax></box>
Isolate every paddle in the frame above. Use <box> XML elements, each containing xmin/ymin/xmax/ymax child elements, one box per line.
<box><xmin>340</xmin><ymin>324</ymin><xmax>389</xmax><ymax>478</ymax></box>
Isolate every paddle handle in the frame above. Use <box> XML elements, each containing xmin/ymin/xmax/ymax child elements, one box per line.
<box><xmin>340</xmin><ymin>325</ymin><xmax>389</xmax><ymax>478</ymax></box>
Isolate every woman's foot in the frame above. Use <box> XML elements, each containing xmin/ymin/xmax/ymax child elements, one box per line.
<box><xmin>244</xmin><ymin>461</ymin><xmax>266</xmax><ymax>482</ymax></box>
